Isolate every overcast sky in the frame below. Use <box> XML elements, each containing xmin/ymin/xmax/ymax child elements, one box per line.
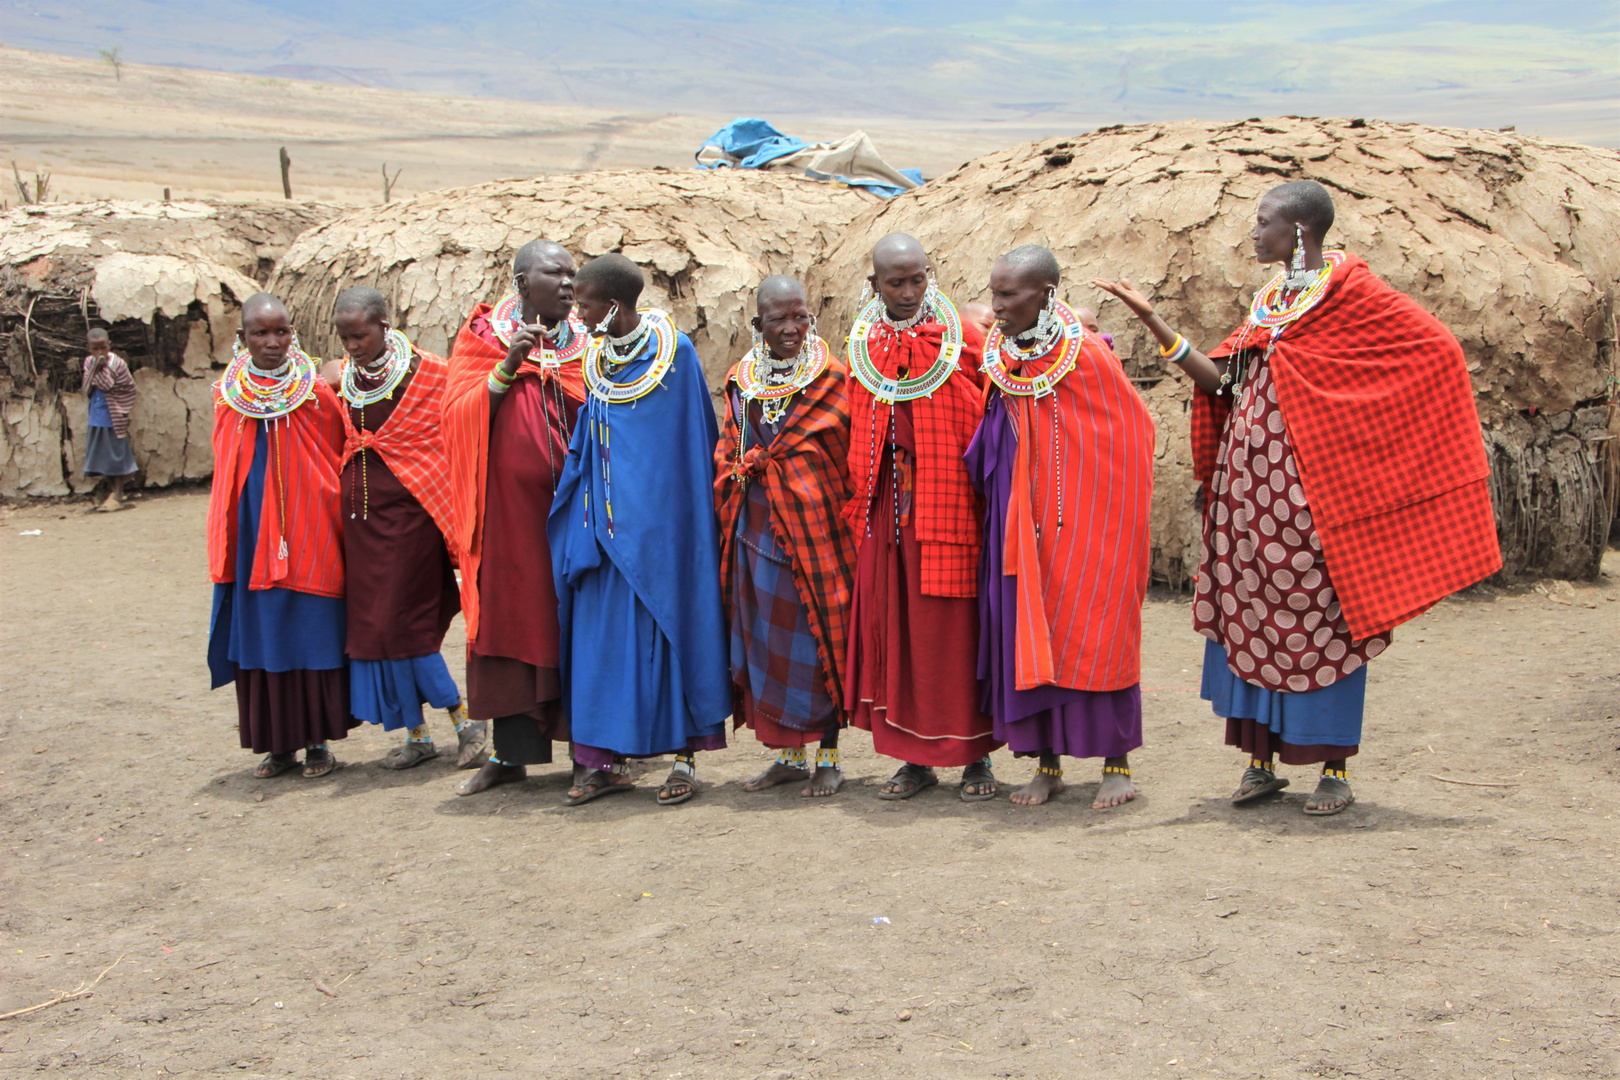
<box><xmin>7</xmin><ymin>1</ymin><xmax>1617</xmax><ymax>144</ymax></box>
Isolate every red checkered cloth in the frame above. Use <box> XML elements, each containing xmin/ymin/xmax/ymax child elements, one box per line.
<box><xmin>338</xmin><ymin>349</ymin><xmax>455</xmax><ymax>543</ymax></box>
<box><xmin>1196</xmin><ymin>254</ymin><xmax>1500</xmax><ymax>638</ymax></box>
<box><xmin>843</xmin><ymin>317</ymin><xmax>986</xmax><ymax>597</ymax></box>
<box><xmin>82</xmin><ymin>352</ymin><xmax>136</xmax><ymax>438</ymax></box>
<box><xmin>442</xmin><ymin>305</ymin><xmax>587</xmax><ymax>639</ymax></box>
<box><xmin>716</xmin><ymin>350</ymin><xmax>858</xmax><ymax>708</ymax></box>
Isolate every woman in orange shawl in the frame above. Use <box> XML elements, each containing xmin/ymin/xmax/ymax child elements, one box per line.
<box><xmin>441</xmin><ymin>241</ymin><xmax>587</xmax><ymax>796</ymax></box>
<box><xmin>968</xmin><ymin>246</ymin><xmax>1155</xmax><ymax>809</ymax></box>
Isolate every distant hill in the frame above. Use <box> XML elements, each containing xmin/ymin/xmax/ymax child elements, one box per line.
<box><xmin>8</xmin><ymin>0</ymin><xmax>1617</xmax><ymax>147</ymax></box>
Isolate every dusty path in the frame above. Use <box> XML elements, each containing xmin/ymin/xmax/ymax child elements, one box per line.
<box><xmin>1</xmin><ymin>490</ymin><xmax>1616</xmax><ymax>1079</ymax></box>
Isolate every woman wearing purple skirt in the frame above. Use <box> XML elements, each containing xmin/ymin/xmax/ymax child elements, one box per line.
<box><xmin>967</xmin><ymin>246</ymin><xmax>1156</xmax><ymax>808</ymax></box>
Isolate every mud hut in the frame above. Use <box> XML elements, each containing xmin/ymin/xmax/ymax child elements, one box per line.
<box><xmin>808</xmin><ymin>117</ymin><xmax>1620</xmax><ymax>583</ymax></box>
<box><xmin>0</xmin><ymin>200</ymin><xmax>333</xmax><ymax>496</ymax></box>
<box><xmin>271</xmin><ymin>169</ymin><xmax>871</xmax><ymax>396</ymax></box>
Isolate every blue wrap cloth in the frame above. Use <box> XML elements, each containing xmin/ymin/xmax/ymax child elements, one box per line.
<box><xmin>350</xmin><ymin>653</ymin><xmax>460</xmax><ymax>731</ymax></box>
<box><xmin>549</xmin><ymin>329</ymin><xmax>732</xmax><ymax>757</ymax></box>
<box><xmin>1200</xmin><ymin>638</ymin><xmax>1366</xmax><ymax>748</ymax></box>
<box><xmin>696</xmin><ymin>117</ymin><xmax>924</xmax><ymax>198</ymax></box>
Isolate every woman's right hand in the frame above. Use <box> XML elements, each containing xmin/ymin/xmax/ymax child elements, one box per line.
<box><xmin>502</xmin><ymin>325</ymin><xmax>538</xmax><ymax>374</ymax></box>
<box><xmin>1091</xmin><ymin>278</ymin><xmax>1158</xmax><ymax>324</ymax></box>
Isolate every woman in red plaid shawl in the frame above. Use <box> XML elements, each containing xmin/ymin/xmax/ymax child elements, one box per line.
<box><xmin>716</xmin><ymin>276</ymin><xmax>857</xmax><ymax>798</ymax></box>
<box><xmin>844</xmin><ymin>233</ymin><xmax>1002</xmax><ymax>801</ymax></box>
<box><xmin>318</xmin><ymin>287</ymin><xmax>486</xmax><ymax>773</ymax></box>
<box><xmin>1097</xmin><ymin>180</ymin><xmax>1499</xmax><ymax>816</ymax></box>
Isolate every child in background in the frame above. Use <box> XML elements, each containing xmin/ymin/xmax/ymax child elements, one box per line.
<box><xmin>81</xmin><ymin>328</ymin><xmax>138</xmax><ymax>510</ymax></box>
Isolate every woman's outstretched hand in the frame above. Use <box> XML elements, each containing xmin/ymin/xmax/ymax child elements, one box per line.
<box><xmin>1091</xmin><ymin>278</ymin><xmax>1156</xmax><ymax>323</ymax></box>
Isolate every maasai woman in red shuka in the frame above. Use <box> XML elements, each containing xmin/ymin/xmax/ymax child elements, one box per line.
<box><xmin>206</xmin><ymin>294</ymin><xmax>354</xmax><ymax>780</ymax></box>
<box><xmin>442</xmin><ymin>241</ymin><xmax>587</xmax><ymax>797</ymax></box>
<box><xmin>968</xmin><ymin>246</ymin><xmax>1155</xmax><ymax>810</ymax></box>
<box><xmin>319</xmin><ymin>287</ymin><xmax>486</xmax><ymax>773</ymax></box>
<box><xmin>843</xmin><ymin>233</ymin><xmax>1001</xmax><ymax>802</ymax></box>
<box><xmin>716</xmin><ymin>276</ymin><xmax>858</xmax><ymax>798</ymax></box>
<box><xmin>1097</xmin><ymin>180</ymin><xmax>1500</xmax><ymax>816</ymax></box>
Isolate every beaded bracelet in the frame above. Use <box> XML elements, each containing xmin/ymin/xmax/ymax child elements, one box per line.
<box><xmin>1160</xmin><ymin>334</ymin><xmax>1192</xmax><ymax>364</ymax></box>
<box><xmin>488</xmin><ymin>365</ymin><xmax>516</xmax><ymax>393</ymax></box>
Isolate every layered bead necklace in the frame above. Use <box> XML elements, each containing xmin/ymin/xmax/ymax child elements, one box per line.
<box><xmin>219</xmin><ymin>335</ymin><xmax>318</xmax><ymax>420</ymax></box>
<box><xmin>730</xmin><ymin>335</ymin><xmax>829</xmax><ymax>486</ymax></box>
<box><xmin>847</xmin><ymin>289</ymin><xmax>964</xmax><ymax>405</ymax></box>
<box><xmin>983</xmin><ymin>297</ymin><xmax>1091</xmax><ymax>538</ymax></box>
<box><xmin>849</xmin><ymin>286</ymin><xmax>965</xmax><ymax>543</ymax></box>
<box><xmin>339</xmin><ymin>329</ymin><xmax>416</xmax><ymax>522</ymax></box>
<box><xmin>218</xmin><ymin>335</ymin><xmax>319</xmax><ymax>561</ymax></box>
<box><xmin>581</xmin><ymin>308</ymin><xmax>678</xmax><ymax>539</ymax></box>
<box><xmin>1222</xmin><ymin>250</ymin><xmax>1344</xmax><ymax>396</ymax></box>
<box><xmin>735</xmin><ymin>334</ymin><xmax>829</xmax><ymax>425</ymax></box>
<box><xmin>490</xmin><ymin>292</ymin><xmax>589</xmax><ymax>369</ymax></box>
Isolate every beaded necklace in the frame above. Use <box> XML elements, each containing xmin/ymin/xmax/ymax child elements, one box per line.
<box><xmin>729</xmin><ymin>336</ymin><xmax>830</xmax><ymax>486</ymax></box>
<box><xmin>579</xmin><ymin>309</ymin><xmax>679</xmax><ymax>540</ymax></box>
<box><xmin>490</xmin><ymin>293</ymin><xmax>589</xmax><ymax>368</ymax></box>
<box><xmin>1222</xmin><ymin>251</ymin><xmax>1344</xmax><ymax>396</ymax></box>
<box><xmin>847</xmin><ymin>292</ymin><xmax>964</xmax><ymax>404</ymax></box>
<box><xmin>735</xmin><ymin>335</ymin><xmax>829</xmax><ymax>424</ymax></box>
<box><xmin>339</xmin><ymin>327</ymin><xmax>412</xmax><ymax>407</ymax></box>
<box><xmin>982</xmin><ymin>300</ymin><xmax>1084</xmax><ymax>399</ymax></box>
<box><xmin>219</xmin><ymin>337</ymin><xmax>318</xmax><ymax>421</ymax></box>
<box><xmin>583</xmin><ymin>309</ymin><xmax>676</xmax><ymax>405</ymax></box>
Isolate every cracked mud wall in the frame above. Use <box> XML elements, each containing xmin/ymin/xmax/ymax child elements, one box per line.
<box><xmin>0</xmin><ymin>200</ymin><xmax>333</xmax><ymax>497</ymax></box>
<box><xmin>271</xmin><ymin>169</ymin><xmax>871</xmax><ymax>401</ymax></box>
<box><xmin>806</xmin><ymin>117</ymin><xmax>1620</xmax><ymax>582</ymax></box>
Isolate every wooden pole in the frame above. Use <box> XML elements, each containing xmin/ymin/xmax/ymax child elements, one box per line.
<box><xmin>279</xmin><ymin>147</ymin><xmax>292</xmax><ymax>199</ymax></box>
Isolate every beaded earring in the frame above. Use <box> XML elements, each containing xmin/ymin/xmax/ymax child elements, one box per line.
<box><xmin>858</xmin><ymin>279</ymin><xmax>874</xmax><ymax>309</ymax></box>
<box><xmin>1285</xmin><ymin>223</ymin><xmax>1309</xmax><ymax>289</ymax></box>
<box><xmin>922</xmin><ymin>269</ymin><xmax>940</xmax><ymax>316</ymax></box>
<box><xmin>594</xmin><ymin>301</ymin><xmax>619</xmax><ymax>335</ymax></box>
<box><xmin>751</xmin><ymin>323</ymin><xmax>765</xmax><ymax>355</ymax></box>
<box><xmin>1034</xmin><ymin>286</ymin><xmax>1056</xmax><ymax>337</ymax></box>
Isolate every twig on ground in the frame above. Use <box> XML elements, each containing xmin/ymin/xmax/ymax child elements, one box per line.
<box><xmin>0</xmin><ymin>954</ymin><xmax>124</xmax><ymax>1021</ymax></box>
<box><xmin>1427</xmin><ymin>774</ymin><xmax>1519</xmax><ymax>788</ymax></box>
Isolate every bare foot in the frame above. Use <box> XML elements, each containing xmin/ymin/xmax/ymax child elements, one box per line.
<box><xmin>1010</xmin><ymin>771</ymin><xmax>1066</xmax><ymax>806</ymax></box>
<box><xmin>743</xmin><ymin>761</ymin><xmax>808</xmax><ymax>792</ymax></box>
<box><xmin>456</xmin><ymin>759</ymin><xmax>525</xmax><ymax>796</ymax></box>
<box><xmin>803</xmin><ymin>765</ymin><xmax>843</xmax><ymax>797</ymax></box>
<box><xmin>1093</xmin><ymin>770</ymin><xmax>1136</xmax><ymax>809</ymax></box>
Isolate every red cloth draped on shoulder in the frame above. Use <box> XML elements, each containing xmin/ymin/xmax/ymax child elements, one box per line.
<box><xmin>338</xmin><ymin>349</ymin><xmax>456</xmax><ymax>542</ymax></box>
<box><xmin>998</xmin><ymin>332</ymin><xmax>1155</xmax><ymax>692</ymax></box>
<box><xmin>842</xmin><ymin>317</ymin><xmax>986</xmax><ymax>597</ymax></box>
<box><xmin>441</xmin><ymin>304</ymin><xmax>586</xmax><ymax>639</ymax></box>
<box><xmin>206</xmin><ymin>380</ymin><xmax>346</xmax><ymax>597</ymax></box>
<box><xmin>1194</xmin><ymin>254</ymin><xmax>1499</xmax><ymax>638</ymax></box>
<box><xmin>714</xmin><ymin>350</ymin><xmax>858</xmax><ymax>706</ymax></box>
<box><xmin>83</xmin><ymin>353</ymin><xmax>137</xmax><ymax>438</ymax></box>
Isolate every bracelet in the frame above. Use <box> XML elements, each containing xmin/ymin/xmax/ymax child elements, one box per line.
<box><xmin>1160</xmin><ymin>334</ymin><xmax>1192</xmax><ymax>364</ymax></box>
<box><xmin>487</xmin><ymin>371</ymin><xmax>512</xmax><ymax>394</ymax></box>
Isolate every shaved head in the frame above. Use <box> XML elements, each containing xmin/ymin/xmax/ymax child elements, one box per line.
<box><xmin>241</xmin><ymin>292</ymin><xmax>289</xmax><ymax>327</ymax></box>
<box><xmin>334</xmin><ymin>285</ymin><xmax>388</xmax><ymax>324</ymax></box>
<box><xmin>87</xmin><ymin>327</ymin><xmax>110</xmax><ymax>342</ymax></box>
<box><xmin>514</xmin><ymin>239</ymin><xmax>570</xmax><ymax>277</ymax></box>
<box><xmin>575</xmin><ymin>253</ymin><xmax>644</xmax><ymax>307</ymax></box>
<box><xmin>871</xmin><ymin>232</ymin><xmax>927</xmax><ymax>275</ymax></box>
<box><xmin>755</xmin><ymin>275</ymin><xmax>806</xmax><ymax>314</ymax></box>
<box><xmin>1263</xmin><ymin>180</ymin><xmax>1336</xmax><ymax>240</ymax></box>
<box><xmin>996</xmin><ymin>244</ymin><xmax>1061</xmax><ymax>288</ymax></box>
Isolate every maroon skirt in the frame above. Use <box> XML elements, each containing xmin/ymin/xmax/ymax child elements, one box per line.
<box><xmin>235</xmin><ymin>666</ymin><xmax>358</xmax><ymax>755</ymax></box>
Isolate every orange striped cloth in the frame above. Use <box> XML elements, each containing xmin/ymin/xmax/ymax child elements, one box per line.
<box><xmin>441</xmin><ymin>305</ymin><xmax>586</xmax><ymax>639</ymax></box>
<box><xmin>206</xmin><ymin>380</ymin><xmax>346</xmax><ymax>597</ymax></box>
<box><xmin>338</xmin><ymin>349</ymin><xmax>455</xmax><ymax>542</ymax></box>
<box><xmin>82</xmin><ymin>353</ymin><xmax>137</xmax><ymax>438</ymax></box>
<box><xmin>997</xmin><ymin>332</ymin><xmax>1155</xmax><ymax>692</ymax></box>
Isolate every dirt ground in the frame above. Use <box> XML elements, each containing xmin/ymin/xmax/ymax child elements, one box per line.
<box><xmin>1</xmin><ymin>489</ymin><xmax>1616</xmax><ymax>1079</ymax></box>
